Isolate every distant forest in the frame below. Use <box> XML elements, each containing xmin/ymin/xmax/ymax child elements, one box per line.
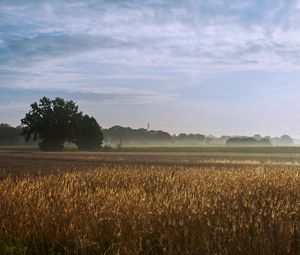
<box><xmin>0</xmin><ymin>123</ymin><xmax>293</xmax><ymax>147</ymax></box>
<box><xmin>0</xmin><ymin>124</ymin><xmax>27</xmax><ymax>146</ymax></box>
<box><xmin>103</xmin><ymin>126</ymin><xmax>294</xmax><ymax>147</ymax></box>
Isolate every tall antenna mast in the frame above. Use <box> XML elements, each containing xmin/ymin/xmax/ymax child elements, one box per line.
<box><xmin>147</xmin><ymin>123</ymin><xmax>150</xmax><ymax>131</ymax></box>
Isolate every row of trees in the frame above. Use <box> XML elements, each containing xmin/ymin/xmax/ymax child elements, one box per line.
<box><xmin>225</xmin><ymin>137</ymin><xmax>272</xmax><ymax>146</ymax></box>
<box><xmin>0</xmin><ymin>124</ymin><xmax>24</xmax><ymax>145</ymax></box>
<box><xmin>0</xmin><ymin>123</ymin><xmax>294</xmax><ymax>149</ymax></box>
<box><xmin>21</xmin><ymin>97</ymin><xmax>103</xmax><ymax>151</ymax></box>
<box><xmin>103</xmin><ymin>126</ymin><xmax>172</xmax><ymax>147</ymax></box>
<box><xmin>103</xmin><ymin>126</ymin><xmax>294</xmax><ymax>147</ymax></box>
<box><xmin>103</xmin><ymin>126</ymin><xmax>213</xmax><ymax>146</ymax></box>
<box><xmin>0</xmin><ymin>97</ymin><xmax>295</xmax><ymax>150</ymax></box>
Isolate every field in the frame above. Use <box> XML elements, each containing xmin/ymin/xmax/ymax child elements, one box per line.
<box><xmin>3</xmin><ymin>145</ymin><xmax>300</xmax><ymax>154</ymax></box>
<box><xmin>1</xmin><ymin>149</ymin><xmax>300</xmax><ymax>254</ymax></box>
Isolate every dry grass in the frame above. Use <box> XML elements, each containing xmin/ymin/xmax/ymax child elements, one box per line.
<box><xmin>1</xmin><ymin>157</ymin><xmax>300</xmax><ymax>254</ymax></box>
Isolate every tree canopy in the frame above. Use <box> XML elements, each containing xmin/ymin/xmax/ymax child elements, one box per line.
<box><xmin>225</xmin><ymin>136</ymin><xmax>272</xmax><ymax>147</ymax></box>
<box><xmin>0</xmin><ymin>124</ymin><xmax>22</xmax><ymax>145</ymax></box>
<box><xmin>75</xmin><ymin>115</ymin><xmax>103</xmax><ymax>150</ymax></box>
<box><xmin>21</xmin><ymin>97</ymin><xmax>103</xmax><ymax>151</ymax></box>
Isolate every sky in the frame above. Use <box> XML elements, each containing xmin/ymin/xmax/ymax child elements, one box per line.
<box><xmin>1</xmin><ymin>0</ymin><xmax>300</xmax><ymax>137</ymax></box>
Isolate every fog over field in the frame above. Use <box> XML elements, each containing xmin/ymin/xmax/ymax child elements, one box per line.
<box><xmin>1</xmin><ymin>1</ymin><xmax>300</xmax><ymax>137</ymax></box>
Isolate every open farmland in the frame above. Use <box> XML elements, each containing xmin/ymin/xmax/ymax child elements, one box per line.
<box><xmin>1</xmin><ymin>150</ymin><xmax>300</xmax><ymax>254</ymax></box>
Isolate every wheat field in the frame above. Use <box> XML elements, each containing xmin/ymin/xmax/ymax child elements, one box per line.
<box><xmin>1</xmin><ymin>152</ymin><xmax>300</xmax><ymax>254</ymax></box>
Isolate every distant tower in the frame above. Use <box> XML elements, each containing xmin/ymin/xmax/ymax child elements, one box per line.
<box><xmin>147</xmin><ymin>123</ymin><xmax>150</xmax><ymax>131</ymax></box>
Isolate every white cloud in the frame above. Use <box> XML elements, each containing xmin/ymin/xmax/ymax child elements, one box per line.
<box><xmin>2</xmin><ymin>0</ymin><xmax>300</xmax><ymax>97</ymax></box>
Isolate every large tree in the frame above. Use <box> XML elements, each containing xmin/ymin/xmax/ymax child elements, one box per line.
<box><xmin>75</xmin><ymin>115</ymin><xmax>103</xmax><ymax>150</ymax></box>
<box><xmin>21</xmin><ymin>97</ymin><xmax>103</xmax><ymax>151</ymax></box>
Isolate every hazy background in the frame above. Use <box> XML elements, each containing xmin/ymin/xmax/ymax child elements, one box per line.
<box><xmin>1</xmin><ymin>0</ymin><xmax>300</xmax><ymax>137</ymax></box>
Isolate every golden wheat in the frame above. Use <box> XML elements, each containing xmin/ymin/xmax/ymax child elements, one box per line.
<box><xmin>1</xmin><ymin>161</ymin><xmax>300</xmax><ymax>254</ymax></box>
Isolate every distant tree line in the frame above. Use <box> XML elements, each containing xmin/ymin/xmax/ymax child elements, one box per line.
<box><xmin>102</xmin><ymin>126</ymin><xmax>213</xmax><ymax>147</ymax></box>
<box><xmin>0</xmin><ymin>97</ymin><xmax>295</xmax><ymax>149</ymax></box>
<box><xmin>103</xmin><ymin>126</ymin><xmax>294</xmax><ymax>147</ymax></box>
<box><xmin>0</xmin><ymin>123</ymin><xmax>295</xmax><ymax>148</ymax></box>
<box><xmin>271</xmin><ymin>135</ymin><xmax>294</xmax><ymax>146</ymax></box>
<box><xmin>225</xmin><ymin>135</ymin><xmax>295</xmax><ymax>147</ymax></box>
<box><xmin>103</xmin><ymin>126</ymin><xmax>172</xmax><ymax>147</ymax></box>
<box><xmin>225</xmin><ymin>137</ymin><xmax>272</xmax><ymax>147</ymax></box>
<box><xmin>0</xmin><ymin>124</ymin><xmax>25</xmax><ymax>145</ymax></box>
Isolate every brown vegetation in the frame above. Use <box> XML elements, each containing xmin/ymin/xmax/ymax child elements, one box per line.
<box><xmin>1</xmin><ymin>152</ymin><xmax>300</xmax><ymax>254</ymax></box>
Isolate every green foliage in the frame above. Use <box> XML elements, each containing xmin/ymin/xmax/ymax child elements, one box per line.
<box><xmin>271</xmin><ymin>135</ymin><xmax>294</xmax><ymax>146</ymax></box>
<box><xmin>226</xmin><ymin>136</ymin><xmax>272</xmax><ymax>147</ymax></box>
<box><xmin>75</xmin><ymin>115</ymin><xmax>103</xmax><ymax>150</ymax></box>
<box><xmin>103</xmin><ymin>126</ymin><xmax>173</xmax><ymax>146</ymax></box>
<box><xmin>21</xmin><ymin>97</ymin><xmax>103</xmax><ymax>151</ymax></box>
<box><xmin>0</xmin><ymin>124</ymin><xmax>22</xmax><ymax>145</ymax></box>
<box><xmin>103</xmin><ymin>126</ymin><xmax>211</xmax><ymax>146</ymax></box>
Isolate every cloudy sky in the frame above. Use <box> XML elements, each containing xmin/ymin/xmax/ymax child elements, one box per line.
<box><xmin>1</xmin><ymin>0</ymin><xmax>300</xmax><ymax>136</ymax></box>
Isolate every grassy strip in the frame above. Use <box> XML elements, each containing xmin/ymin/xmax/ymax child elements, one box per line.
<box><xmin>2</xmin><ymin>145</ymin><xmax>300</xmax><ymax>154</ymax></box>
<box><xmin>114</xmin><ymin>146</ymin><xmax>300</xmax><ymax>154</ymax></box>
